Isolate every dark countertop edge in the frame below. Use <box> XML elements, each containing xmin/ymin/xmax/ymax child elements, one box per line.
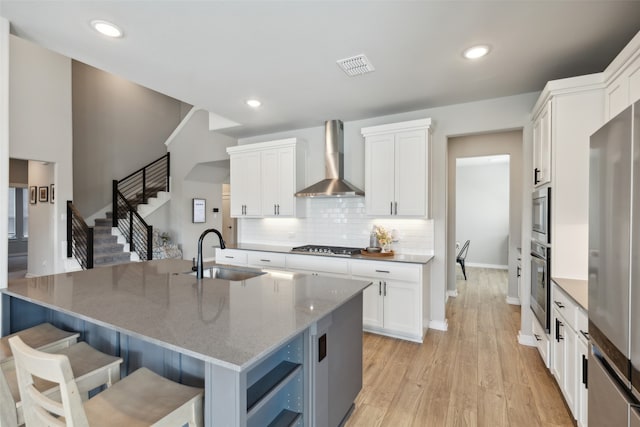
<box><xmin>551</xmin><ymin>277</ymin><xmax>588</xmax><ymax>311</ymax></box>
<box><xmin>224</xmin><ymin>243</ymin><xmax>434</xmax><ymax>265</ymax></box>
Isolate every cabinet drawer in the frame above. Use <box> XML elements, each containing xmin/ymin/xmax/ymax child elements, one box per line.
<box><xmin>216</xmin><ymin>249</ymin><xmax>248</xmax><ymax>266</ymax></box>
<box><xmin>351</xmin><ymin>260</ymin><xmax>420</xmax><ymax>282</ymax></box>
<box><xmin>285</xmin><ymin>254</ymin><xmax>349</xmax><ymax>276</ymax></box>
<box><xmin>552</xmin><ymin>283</ymin><xmax>578</xmax><ymax>330</ymax></box>
<box><xmin>576</xmin><ymin>307</ymin><xmax>589</xmax><ymax>340</ymax></box>
<box><xmin>532</xmin><ymin>316</ymin><xmax>550</xmax><ymax>368</ymax></box>
<box><xmin>247</xmin><ymin>251</ymin><xmax>286</xmax><ymax>268</ymax></box>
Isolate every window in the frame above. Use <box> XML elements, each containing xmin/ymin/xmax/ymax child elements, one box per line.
<box><xmin>8</xmin><ymin>187</ymin><xmax>28</xmax><ymax>240</ymax></box>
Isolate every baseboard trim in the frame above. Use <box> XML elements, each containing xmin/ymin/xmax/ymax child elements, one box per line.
<box><xmin>466</xmin><ymin>262</ymin><xmax>508</xmax><ymax>270</ymax></box>
<box><xmin>506</xmin><ymin>296</ymin><xmax>521</xmax><ymax>305</ymax></box>
<box><xmin>518</xmin><ymin>331</ymin><xmax>537</xmax><ymax>347</ymax></box>
<box><xmin>429</xmin><ymin>319</ymin><xmax>448</xmax><ymax>331</ymax></box>
<box><xmin>447</xmin><ymin>289</ymin><xmax>458</xmax><ymax>298</ymax></box>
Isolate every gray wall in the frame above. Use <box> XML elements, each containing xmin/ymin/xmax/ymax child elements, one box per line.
<box><xmin>72</xmin><ymin>61</ymin><xmax>185</xmax><ymax>217</ymax></box>
<box><xmin>9</xmin><ymin>35</ymin><xmax>73</xmax><ymax>276</ymax></box>
<box><xmin>455</xmin><ymin>159</ymin><xmax>510</xmax><ymax>268</ymax></box>
<box><xmin>448</xmin><ymin>130</ymin><xmax>523</xmax><ymax>304</ymax></box>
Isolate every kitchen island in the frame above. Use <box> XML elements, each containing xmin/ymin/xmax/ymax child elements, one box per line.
<box><xmin>1</xmin><ymin>259</ymin><xmax>371</xmax><ymax>427</ymax></box>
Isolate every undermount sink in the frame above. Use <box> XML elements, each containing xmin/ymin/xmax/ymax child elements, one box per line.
<box><xmin>187</xmin><ymin>266</ymin><xmax>266</xmax><ymax>281</ymax></box>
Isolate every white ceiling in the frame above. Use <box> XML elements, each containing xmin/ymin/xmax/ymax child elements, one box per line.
<box><xmin>1</xmin><ymin>1</ymin><xmax>639</xmax><ymax>138</ymax></box>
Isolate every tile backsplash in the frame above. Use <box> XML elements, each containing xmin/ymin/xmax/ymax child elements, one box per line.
<box><xmin>238</xmin><ymin>198</ymin><xmax>434</xmax><ymax>255</ymax></box>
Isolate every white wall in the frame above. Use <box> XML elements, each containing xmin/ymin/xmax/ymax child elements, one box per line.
<box><xmin>9</xmin><ymin>35</ymin><xmax>73</xmax><ymax>277</ymax></box>
<box><xmin>238</xmin><ymin>92</ymin><xmax>538</xmax><ymax>331</ymax></box>
<box><xmin>167</xmin><ymin>109</ymin><xmax>236</xmax><ymax>262</ymax></box>
<box><xmin>456</xmin><ymin>159</ymin><xmax>510</xmax><ymax>268</ymax></box>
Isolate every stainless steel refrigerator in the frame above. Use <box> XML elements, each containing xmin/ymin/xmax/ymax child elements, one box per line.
<box><xmin>589</xmin><ymin>100</ymin><xmax>640</xmax><ymax>426</ymax></box>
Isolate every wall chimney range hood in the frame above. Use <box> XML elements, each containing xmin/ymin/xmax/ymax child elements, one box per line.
<box><xmin>295</xmin><ymin>120</ymin><xmax>364</xmax><ymax>198</ymax></box>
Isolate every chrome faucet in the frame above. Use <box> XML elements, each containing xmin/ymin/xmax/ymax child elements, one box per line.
<box><xmin>196</xmin><ymin>228</ymin><xmax>226</xmax><ymax>279</ymax></box>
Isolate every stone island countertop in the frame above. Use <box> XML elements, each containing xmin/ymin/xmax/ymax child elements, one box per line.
<box><xmin>1</xmin><ymin>259</ymin><xmax>372</xmax><ymax>371</ymax></box>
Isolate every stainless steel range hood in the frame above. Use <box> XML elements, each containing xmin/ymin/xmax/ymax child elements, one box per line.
<box><xmin>295</xmin><ymin>120</ymin><xmax>364</xmax><ymax>198</ymax></box>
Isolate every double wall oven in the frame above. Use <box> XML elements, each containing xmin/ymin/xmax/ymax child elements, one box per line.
<box><xmin>531</xmin><ymin>187</ymin><xmax>551</xmax><ymax>331</ymax></box>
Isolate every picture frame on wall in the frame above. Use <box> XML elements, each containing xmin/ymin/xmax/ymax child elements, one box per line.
<box><xmin>192</xmin><ymin>198</ymin><xmax>206</xmax><ymax>223</ymax></box>
<box><xmin>29</xmin><ymin>186</ymin><xmax>37</xmax><ymax>204</ymax></box>
<box><xmin>39</xmin><ymin>186</ymin><xmax>49</xmax><ymax>203</ymax></box>
<box><xmin>50</xmin><ymin>184</ymin><xmax>55</xmax><ymax>203</ymax></box>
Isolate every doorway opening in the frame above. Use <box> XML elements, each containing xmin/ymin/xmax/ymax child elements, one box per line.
<box><xmin>447</xmin><ymin>130</ymin><xmax>523</xmax><ymax>304</ymax></box>
<box><xmin>456</xmin><ymin>154</ymin><xmax>510</xmax><ymax>271</ymax></box>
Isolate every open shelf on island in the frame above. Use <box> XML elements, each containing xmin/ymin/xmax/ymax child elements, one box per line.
<box><xmin>247</xmin><ymin>360</ymin><xmax>301</xmax><ymax>413</ymax></box>
<box><xmin>267</xmin><ymin>409</ymin><xmax>302</xmax><ymax>427</ymax></box>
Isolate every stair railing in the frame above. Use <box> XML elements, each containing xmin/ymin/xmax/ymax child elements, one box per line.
<box><xmin>112</xmin><ymin>153</ymin><xmax>168</xmax><ymax>261</ymax></box>
<box><xmin>67</xmin><ymin>201</ymin><xmax>94</xmax><ymax>269</ymax></box>
<box><xmin>113</xmin><ymin>187</ymin><xmax>153</xmax><ymax>261</ymax></box>
<box><xmin>115</xmin><ymin>153</ymin><xmax>170</xmax><ymax>210</ymax></box>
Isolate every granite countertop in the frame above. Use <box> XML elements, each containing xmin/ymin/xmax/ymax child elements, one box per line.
<box><xmin>225</xmin><ymin>243</ymin><xmax>434</xmax><ymax>264</ymax></box>
<box><xmin>2</xmin><ymin>259</ymin><xmax>371</xmax><ymax>371</ymax></box>
<box><xmin>552</xmin><ymin>277</ymin><xmax>588</xmax><ymax>311</ymax></box>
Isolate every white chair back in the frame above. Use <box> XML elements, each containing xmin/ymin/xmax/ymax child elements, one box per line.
<box><xmin>9</xmin><ymin>336</ymin><xmax>90</xmax><ymax>427</ymax></box>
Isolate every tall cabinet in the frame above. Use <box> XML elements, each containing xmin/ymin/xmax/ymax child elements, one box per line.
<box><xmin>530</xmin><ymin>74</ymin><xmax>604</xmax><ymax>280</ymax></box>
<box><xmin>361</xmin><ymin>118</ymin><xmax>432</xmax><ymax>217</ymax></box>
<box><xmin>227</xmin><ymin>138</ymin><xmax>306</xmax><ymax>218</ymax></box>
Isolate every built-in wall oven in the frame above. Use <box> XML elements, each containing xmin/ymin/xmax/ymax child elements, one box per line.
<box><xmin>530</xmin><ymin>241</ymin><xmax>551</xmax><ymax>332</ymax></box>
<box><xmin>532</xmin><ymin>187</ymin><xmax>551</xmax><ymax>245</ymax></box>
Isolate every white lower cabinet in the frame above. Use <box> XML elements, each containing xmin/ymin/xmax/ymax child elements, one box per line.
<box><xmin>551</xmin><ymin>282</ymin><xmax>588</xmax><ymax>424</ymax></box>
<box><xmin>352</xmin><ymin>260</ymin><xmax>423</xmax><ymax>343</ymax></box>
<box><xmin>215</xmin><ymin>248</ymin><xmax>249</xmax><ymax>266</ymax></box>
<box><xmin>532</xmin><ymin>316</ymin><xmax>550</xmax><ymax>368</ymax></box>
<box><xmin>577</xmin><ymin>334</ymin><xmax>588</xmax><ymax>427</ymax></box>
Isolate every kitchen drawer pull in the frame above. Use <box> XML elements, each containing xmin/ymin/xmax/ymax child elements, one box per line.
<box><xmin>517</xmin><ymin>266</ymin><xmax>521</xmax><ymax>277</ymax></box>
<box><xmin>534</xmin><ymin>334</ymin><xmax>542</xmax><ymax>342</ymax></box>
<box><xmin>554</xmin><ymin>301</ymin><xmax>565</xmax><ymax>309</ymax></box>
<box><xmin>580</xmin><ymin>330</ymin><xmax>590</xmax><ymax>340</ymax></box>
<box><xmin>375</xmin><ymin>270</ymin><xmax>391</xmax><ymax>274</ymax></box>
<box><xmin>383</xmin><ymin>281</ymin><xmax>387</xmax><ymax>296</ymax></box>
<box><xmin>260</xmin><ymin>259</ymin><xmax>271</xmax><ymax>262</ymax></box>
<box><xmin>225</xmin><ymin>256</ymin><xmax>235</xmax><ymax>259</ymax></box>
<box><xmin>378</xmin><ymin>281</ymin><xmax>382</xmax><ymax>296</ymax></box>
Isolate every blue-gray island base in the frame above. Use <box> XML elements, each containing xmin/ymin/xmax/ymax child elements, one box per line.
<box><xmin>1</xmin><ymin>259</ymin><xmax>371</xmax><ymax>427</ymax></box>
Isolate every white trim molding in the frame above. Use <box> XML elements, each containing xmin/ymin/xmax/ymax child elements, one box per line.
<box><xmin>447</xmin><ymin>289</ymin><xmax>458</xmax><ymax>298</ymax></box>
<box><xmin>429</xmin><ymin>319</ymin><xmax>448</xmax><ymax>331</ymax></box>
<box><xmin>518</xmin><ymin>331</ymin><xmax>538</xmax><ymax>347</ymax></box>
<box><xmin>506</xmin><ymin>296</ymin><xmax>521</xmax><ymax>305</ymax></box>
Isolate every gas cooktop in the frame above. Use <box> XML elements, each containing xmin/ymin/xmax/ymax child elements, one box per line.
<box><xmin>290</xmin><ymin>245</ymin><xmax>362</xmax><ymax>257</ymax></box>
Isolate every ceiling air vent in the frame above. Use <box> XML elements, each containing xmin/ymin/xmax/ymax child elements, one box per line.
<box><xmin>336</xmin><ymin>54</ymin><xmax>375</xmax><ymax>77</ymax></box>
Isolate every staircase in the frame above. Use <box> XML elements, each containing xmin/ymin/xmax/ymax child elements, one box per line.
<box><xmin>92</xmin><ymin>213</ymin><xmax>133</xmax><ymax>267</ymax></box>
<box><xmin>67</xmin><ymin>153</ymin><xmax>170</xmax><ymax>270</ymax></box>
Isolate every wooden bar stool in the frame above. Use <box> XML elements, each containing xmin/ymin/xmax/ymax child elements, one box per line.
<box><xmin>10</xmin><ymin>336</ymin><xmax>204</xmax><ymax>427</ymax></box>
<box><xmin>1</xmin><ymin>324</ymin><xmax>122</xmax><ymax>427</ymax></box>
<box><xmin>1</xmin><ymin>323</ymin><xmax>80</xmax><ymax>368</ymax></box>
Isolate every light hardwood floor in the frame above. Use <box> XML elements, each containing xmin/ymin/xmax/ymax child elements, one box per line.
<box><xmin>345</xmin><ymin>267</ymin><xmax>574</xmax><ymax>427</ymax></box>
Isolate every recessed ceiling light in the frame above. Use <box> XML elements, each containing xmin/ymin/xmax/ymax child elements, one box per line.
<box><xmin>463</xmin><ymin>45</ymin><xmax>490</xmax><ymax>60</ymax></box>
<box><xmin>246</xmin><ymin>99</ymin><xmax>261</xmax><ymax>108</ymax></box>
<box><xmin>91</xmin><ymin>20</ymin><xmax>123</xmax><ymax>38</ymax></box>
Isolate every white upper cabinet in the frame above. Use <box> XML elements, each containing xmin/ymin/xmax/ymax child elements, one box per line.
<box><xmin>361</xmin><ymin>118</ymin><xmax>432</xmax><ymax>217</ymax></box>
<box><xmin>227</xmin><ymin>138</ymin><xmax>306</xmax><ymax>218</ymax></box>
<box><xmin>603</xmin><ymin>31</ymin><xmax>640</xmax><ymax>120</ymax></box>
<box><xmin>229</xmin><ymin>151</ymin><xmax>262</xmax><ymax>217</ymax></box>
<box><xmin>532</xmin><ymin>100</ymin><xmax>552</xmax><ymax>187</ymax></box>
